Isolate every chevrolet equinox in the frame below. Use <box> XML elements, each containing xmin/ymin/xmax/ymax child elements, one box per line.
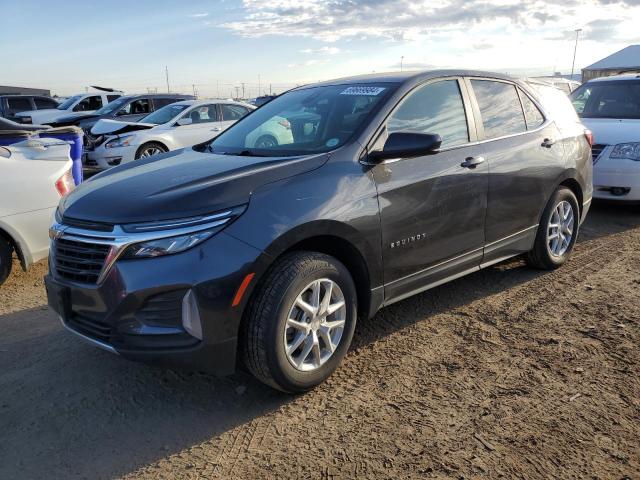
<box><xmin>46</xmin><ymin>71</ymin><xmax>593</xmax><ymax>392</ymax></box>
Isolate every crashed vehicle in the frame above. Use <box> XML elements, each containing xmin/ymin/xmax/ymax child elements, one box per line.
<box><xmin>83</xmin><ymin>100</ymin><xmax>253</xmax><ymax>171</ymax></box>
<box><xmin>47</xmin><ymin>94</ymin><xmax>193</xmax><ymax>130</ymax></box>
<box><xmin>0</xmin><ymin>139</ymin><xmax>74</xmax><ymax>285</ymax></box>
<box><xmin>15</xmin><ymin>88</ymin><xmax>123</xmax><ymax>126</ymax></box>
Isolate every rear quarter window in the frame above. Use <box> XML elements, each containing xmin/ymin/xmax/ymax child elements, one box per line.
<box><xmin>531</xmin><ymin>84</ymin><xmax>580</xmax><ymax>130</ymax></box>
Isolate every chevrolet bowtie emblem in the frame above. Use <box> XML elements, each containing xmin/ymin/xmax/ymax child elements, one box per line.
<box><xmin>49</xmin><ymin>225</ymin><xmax>67</xmax><ymax>240</ymax></box>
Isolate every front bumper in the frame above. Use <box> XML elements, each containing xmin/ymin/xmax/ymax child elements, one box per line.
<box><xmin>46</xmin><ymin>231</ymin><xmax>263</xmax><ymax>374</ymax></box>
<box><xmin>84</xmin><ymin>144</ymin><xmax>137</xmax><ymax>172</ymax></box>
<box><xmin>593</xmin><ymin>155</ymin><xmax>640</xmax><ymax>201</ymax></box>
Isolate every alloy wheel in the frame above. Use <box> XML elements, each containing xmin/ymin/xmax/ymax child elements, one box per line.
<box><xmin>547</xmin><ymin>200</ymin><xmax>574</xmax><ymax>257</ymax></box>
<box><xmin>140</xmin><ymin>147</ymin><xmax>164</xmax><ymax>158</ymax></box>
<box><xmin>284</xmin><ymin>278</ymin><xmax>346</xmax><ymax>372</ymax></box>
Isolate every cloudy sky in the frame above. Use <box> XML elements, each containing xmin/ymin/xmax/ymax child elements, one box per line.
<box><xmin>1</xmin><ymin>0</ymin><xmax>639</xmax><ymax>97</ymax></box>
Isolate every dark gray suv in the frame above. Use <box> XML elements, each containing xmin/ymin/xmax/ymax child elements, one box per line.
<box><xmin>46</xmin><ymin>70</ymin><xmax>593</xmax><ymax>392</ymax></box>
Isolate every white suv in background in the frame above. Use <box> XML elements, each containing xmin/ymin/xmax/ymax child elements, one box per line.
<box><xmin>83</xmin><ymin>99</ymin><xmax>254</xmax><ymax>171</ymax></box>
<box><xmin>571</xmin><ymin>74</ymin><xmax>640</xmax><ymax>202</ymax></box>
<box><xmin>15</xmin><ymin>91</ymin><xmax>123</xmax><ymax>125</ymax></box>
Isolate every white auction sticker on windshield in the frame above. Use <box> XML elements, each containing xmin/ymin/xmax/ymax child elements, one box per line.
<box><xmin>340</xmin><ymin>86</ymin><xmax>386</xmax><ymax>96</ymax></box>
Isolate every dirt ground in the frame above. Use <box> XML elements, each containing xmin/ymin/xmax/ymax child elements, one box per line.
<box><xmin>0</xmin><ymin>201</ymin><xmax>638</xmax><ymax>480</ymax></box>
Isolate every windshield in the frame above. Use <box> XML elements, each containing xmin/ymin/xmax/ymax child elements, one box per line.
<box><xmin>209</xmin><ymin>83</ymin><xmax>397</xmax><ymax>156</ymax></box>
<box><xmin>570</xmin><ymin>80</ymin><xmax>640</xmax><ymax>119</ymax></box>
<box><xmin>57</xmin><ymin>95</ymin><xmax>82</xmax><ymax>110</ymax></box>
<box><xmin>140</xmin><ymin>103</ymin><xmax>190</xmax><ymax>125</ymax></box>
<box><xmin>95</xmin><ymin>96</ymin><xmax>131</xmax><ymax>115</ymax></box>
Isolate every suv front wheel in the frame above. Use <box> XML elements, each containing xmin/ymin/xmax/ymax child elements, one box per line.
<box><xmin>242</xmin><ymin>252</ymin><xmax>357</xmax><ymax>393</ymax></box>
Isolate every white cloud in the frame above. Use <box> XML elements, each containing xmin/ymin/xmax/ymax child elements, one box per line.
<box><xmin>188</xmin><ymin>13</ymin><xmax>209</xmax><ymax>18</ymax></box>
<box><xmin>300</xmin><ymin>46</ymin><xmax>341</xmax><ymax>55</ymax></box>
<box><xmin>223</xmin><ymin>0</ymin><xmax>638</xmax><ymax>45</ymax></box>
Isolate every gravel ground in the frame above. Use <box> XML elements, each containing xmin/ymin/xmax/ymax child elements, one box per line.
<box><xmin>1</xmin><ymin>202</ymin><xmax>638</xmax><ymax>479</ymax></box>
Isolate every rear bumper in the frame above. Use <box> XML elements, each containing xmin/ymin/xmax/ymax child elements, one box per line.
<box><xmin>46</xmin><ymin>231</ymin><xmax>263</xmax><ymax>374</ymax></box>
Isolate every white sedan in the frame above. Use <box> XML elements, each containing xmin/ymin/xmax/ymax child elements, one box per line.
<box><xmin>83</xmin><ymin>100</ymin><xmax>254</xmax><ymax>171</ymax></box>
<box><xmin>571</xmin><ymin>75</ymin><xmax>640</xmax><ymax>202</ymax></box>
<box><xmin>0</xmin><ymin>139</ymin><xmax>75</xmax><ymax>285</ymax></box>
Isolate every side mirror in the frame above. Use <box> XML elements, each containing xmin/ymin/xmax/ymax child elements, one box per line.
<box><xmin>368</xmin><ymin>132</ymin><xmax>442</xmax><ymax>162</ymax></box>
<box><xmin>176</xmin><ymin>117</ymin><xmax>193</xmax><ymax>126</ymax></box>
<box><xmin>115</xmin><ymin>110</ymin><xmax>127</xmax><ymax>116</ymax></box>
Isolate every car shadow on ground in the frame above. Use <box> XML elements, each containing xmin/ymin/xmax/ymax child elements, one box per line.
<box><xmin>580</xmin><ymin>200</ymin><xmax>640</xmax><ymax>240</ymax></box>
<box><xmin>0</xmin><ymin>201</ymin><xmax>636</xmax><ymax>479</ymax></box>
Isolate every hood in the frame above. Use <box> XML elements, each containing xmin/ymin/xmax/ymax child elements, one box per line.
<box><xmin>91</xmin><ymin>119</ymin><xmax>155</xmax><ymax>136</ymax></box>
<box><xmin>52</xmin><ymin>112</ymin><xmax>97</xmax><ymax>126</ymax></box>
<box><xmin>580</xmin><ymin>118</ymin><xmax>640</xmax><ymax>145</ymax></box>
<box><xmin>59</xmin><ymin>148</ymin><xmax>328</xmax><ymax>224</ymax></box>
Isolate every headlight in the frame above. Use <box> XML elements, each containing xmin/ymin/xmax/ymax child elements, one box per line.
<box><xmin>121</xmin><ymin>230</ymin><xmax>216</xmax><ymax>259</ymax></box>
<box><xmin>119</xmin><ymin>206</ymin><xmax>246</xmax><ymax>259</ymax></box>
<box><xmin>105</xmin><ymin>135</ymin><xmax>135</xmax><ymax>149</ymax></box>
<box><xmin>610</xmin><ymin>142</ymin><xmax>640</xmax><ymax>161</ymax></box>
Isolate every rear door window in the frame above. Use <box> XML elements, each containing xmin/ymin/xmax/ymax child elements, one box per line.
<box><xmin>34</xmin><ymin>97</ymin><xmax>58</xmax><ymax>109</ymax></box>
<box><xmin>387</xmin><ymin>79</ymin><xmax>469</xmax><ymax>148</ymax></box>
<box><xmin>519</xmin><ymin>91</ymin><xmax>545</xmax><ymax>130</ymax></box>
<box><xmin>153</xmin><ymin>98</ymin><xmax>182</xmax><ymax>109</ymax></box>
<box><xmin>220</xmin><ymin>104</ymin><xmax>250</xmax><ymax>121</ymax></box>
<box><xmin>471</xmin><ymin>80</ymin><xmax>526</xmax><ymax>139</ymax></box>
<box><xmin>107</xmin><ymin>95</ymin><xmax>121</xmax><ymax>102</ymax></box>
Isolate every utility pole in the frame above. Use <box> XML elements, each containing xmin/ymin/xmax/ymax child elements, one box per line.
<box><xmin>258</xmin><ymin>75</ymin><xmax>261</xmax><ymax>96</ymax></box>
<box><xmin>241</xmin><ymin>82</ymin><xmax>246</xmax><ymax>99</ymax></box>
<box><xmin>234</xmin><ymin>86</ymin><xmax>240</xmax><ymax>99</ymax></box>
<box><xmin>270</xmin><ymin>83</ymin><xmax>272</xmax><ymax>95</ymax></box>
<box><xmin>192</xmin><ymin>84</ymin><xmax>197</xmax><ymax>98</ymax></box>
<box><xmin>400</xmin><ymin>56</ymin><xmax>404</xmax><ymax>72</ymax></box>
<box><xmin>570</xmin><ymin>29</ymin><xmax>582</xmax><ymax>78</ymax></box>
<box><xmin>165</xmin><ymin>66</ymin><xmax>170</xmax><ymax>93</ymax></box>
<box><xmin>216</xmin><ymin>80</ymin><xmax>220</xmax><ymax>99</ymax></box>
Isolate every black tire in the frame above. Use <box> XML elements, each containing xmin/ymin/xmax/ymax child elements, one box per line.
<box><xmin>241</xmin><ymin>252</ymin><xmax>357</xmax><ymax>393</ymax></box>
<box><xmin>0</xmin><ymin>236</ymin><xmax>13</xmax><ymax>286</ymax></box>
<box><xmin>525</xmin><ymin>187</ymin><xmax>580</xmax><ymax>270</ymax></box>
<box><xmin>135</xmin><ymin>142</ymin><xmax>168</xmax><ymax>160</ymax></box>
<box><xmin>254</xmin><ymin>135</ymin><xmax>278</xmax><ymax>149</ymax></box>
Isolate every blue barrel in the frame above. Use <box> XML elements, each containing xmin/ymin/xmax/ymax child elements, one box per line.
<box><xmin>38</xmin><ymin>126</ymin><xmax>84</xmax><ymax>185</ymax></box>
<box><xmin>0</xmin><ymin>131</ymin><xmax>34</xmax><ymax>146</ymax></box>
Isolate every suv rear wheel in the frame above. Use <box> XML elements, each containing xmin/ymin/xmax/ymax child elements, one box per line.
<box><xmin>526</xmin><ymin>186</ymin><xmax>579</xmax><ymax>270</ymax></box>
<box><xmin>242</xmin><ymin>252</ymin><xmax>357</xmax><ymax>393</ymax></box>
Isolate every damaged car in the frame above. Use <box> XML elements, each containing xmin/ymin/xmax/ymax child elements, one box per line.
<box><xmin>83</xmin><ymin>99</ymin><xmax>253</xmax><ymax>171</ymax></box>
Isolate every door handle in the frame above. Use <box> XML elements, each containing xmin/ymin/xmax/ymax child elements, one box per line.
<box><xmin>461</xmin><ymin>156</ymin><xmax>485</xmax><ymax>169</ymax></box>
<box><xmin>211</xmin><ymin>127</ymin><xmax>222</xmax><ymax>132</ymax></box>
<box><xmin>541</xmin><ymin>138</ymin><xmax>556</xmax><ymax>148</ymax></box>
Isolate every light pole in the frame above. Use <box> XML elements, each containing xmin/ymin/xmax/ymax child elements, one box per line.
<box><xmin>400</xmin><ymin>56</ymin><xmax>404</xmax><ymax>72</ymax></box>
<box><xmin>570</xmin><ymin>28</ymin><xmax>582</xmax><ymax>79</ymax></box>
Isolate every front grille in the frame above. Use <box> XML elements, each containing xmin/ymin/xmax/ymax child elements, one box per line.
<box><xmin>592</xmin><ymin>144</ymin><xmax>606</xmax><ymax>163</ymax></box>
<box><xmin>67</xmin><ymin>314</ymin><xmax>113</xmax><ymax>343</ymax></box>
<box><xmin>62</xmin><ymin>216</ymin><xmax>114</xmax><ymax>232</ymax></box>
<box><xmin>54</xmin><ymin>238</ymin><xmax>110</xmax><ymax>284</ymax></box>
<box><xmin>83</xmin><ymin>129</ymin><xmax>106</xmax><ymax>151</ymax></box>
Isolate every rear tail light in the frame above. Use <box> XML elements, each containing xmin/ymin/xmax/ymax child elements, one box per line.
<box><xmin>55</xmin><ymin>170</ymin><xmax>75</xmax><ymax>197</ymax></box>
<box><xmin>584</xmin><ymin>129</ymin><xmax>594</xmax><ymax>147</ymax></box>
